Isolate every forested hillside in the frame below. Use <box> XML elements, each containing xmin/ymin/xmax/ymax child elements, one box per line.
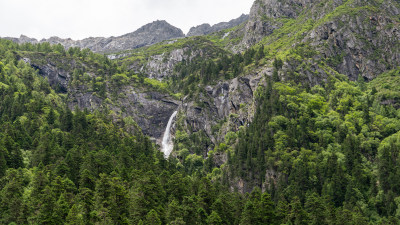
<box><xmin>0</xmin><ymin>39</ymin><xmax>251</xmax><ymax>225</ymax></box>
<box><xmin>2</xmin><ymin>0</ymin><xmax>400</xmax><ymax>224</ymax></box>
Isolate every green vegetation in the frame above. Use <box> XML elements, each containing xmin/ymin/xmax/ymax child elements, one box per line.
<box><xmin>0</xmin><ymin>39</ymin><xmax>250</xmax><ymax>225</ymax></box>
<box><xmin>168</xmin><ymin>44</ymin><xmax>266</xmax><ymax>100</ymax></box>
<box><xmin>1</xmin><ymin>0</ymin><xmax>400</xmax><ymax>223</ymax></box>
<box><xmin>211</xmin><ymin>71</ymin><xmax>400</xmax><ymax>223</ymax></box>
<box><xmin>14</xmin><ymin>39</ymin><xmax>180</xmax><ymax>100</ymax></box>
<box><xmin>119</xmin><ymin>36</ymin><xmax>227</xmax><ymax>67</ymax></box>
<box><xmin>369</xmin><ymin>68</ymin><xmax>400</xmax><ymax>105</ymax></box>
<box><xmin>207</xmin><ymin>22</ymin><xmax>247</xmax><ymax>47</ymax></box>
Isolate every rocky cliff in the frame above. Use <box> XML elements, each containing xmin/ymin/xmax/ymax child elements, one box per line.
<box><xmin>125</xmin><ymin>37</ymin><xmax>228</xmax><ymax>80</ymax></box>
<box><xmin>16</xmin><ymin>44</ymin><xmax>261</xmax><ymax>150</ymax></box>
<box><xmin>16</xmin><ymin>52</ymin><xmax>182</xmax><ymax>145</ymax></box>
<box><xmin>237</xmin><ymin>0</ymin><xmax>400</xmax><ymax>82</ymax></box>
<box><xmin>304</xmin><ymin>0</ymin><xmax>400</xmax><ymax>81</ymax></box>
<box><xmin>240</xmin><ymin>0</ymin><xmax>315</xmax><ymax>48</ymax></box>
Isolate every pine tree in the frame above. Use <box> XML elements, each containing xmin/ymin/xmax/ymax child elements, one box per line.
<box><xmin>207</xmin><ymin>211</ymin><xmax>223</xmax><ymax>225</ymax></box>
<box><xmin>256</xmin><ymin>45</ymin><xmax>265</xmax><ymax>61</ymax></box>
<box><xmin>47</xmin><ymin>108</ymin><xmax>56</xmax><ymax>125</ymax></box>
<box><xmin>259</xmin><ymin>192</ymin><xmax>276</xmax><ymax>224</ymax></box>
<box><xmin>33</xmin><ymin>185</ymin><xmax>56</xmax><ymax>225</ymax></box>
<box><xmin>305</xmin><ymin>193</ymin><xmax>326</xmax><ymax>225</ymax></box>
<box><xmin>287</xmin><ymin>196</ymin><xmax>309</xmax><ymax>225</ymax></box>
<box><xmin>0</xmin><ymin>169</ymin><xmax>26</xmax><ymax>224</ymax></box>
<box><xmin>166</xmin><ymin>199</ymin><xmax>184</xmax><ymax>223</ymax></box>
<box><xmin>52</xmin><ymin>192</ymin><xmax>71</xmax><ymax>224</ymax></box>
<box><xmin>145</xmin><ymin>209</ymin><xmax>162</xmax><ymax>225</ymax></box>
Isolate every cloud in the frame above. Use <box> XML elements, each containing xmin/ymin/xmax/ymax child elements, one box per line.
<box><xmin>0</xmin><ymin>0</ymin><xmax>253</xmax><ymax>40</ymax></box>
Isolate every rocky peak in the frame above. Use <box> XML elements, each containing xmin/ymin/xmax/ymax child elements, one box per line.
<box><xmin>187</xmin><ymin>24</ymin><xmax>212</xmax><ymax>37</ymax></box>
<box><xmin>44</xmin><ymin>36</ymin><xmax>67</xmax><ymax>44</ymax></box>
<box><xmin>3</xmin><ymin>35</ymin><xmax>38</xmax><ymax>44</ymax></box>
<box><xmin>19</xmin><ymin>35</ymin><xmax>39</xmax><ymax>44</ymax></box>
<box><xmin>122</xmin><ymin>20</ymin><xmax>184</xmax><ymax>40</ymax></box>
<box><xmin>114</xmin><ymin>20</ymin><xmax>185</xmax><ymax>50</ymax></box>
<box><xmin>131</xmin><ymin>20</ymin><xmax>183</xmax><ymax>35</ymax></box>
<box><xmin>187</xmin><ymin>14</ymin><xmax>249</xmax><ymax>37</ymax></box>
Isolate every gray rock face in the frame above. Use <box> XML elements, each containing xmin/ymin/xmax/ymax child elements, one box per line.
<box><xmin>31</xmin><ymin>61</ymin><xmax>70</xmax><ymax>93</ymax></box>
<box><xmin>4</xmin><ymin>20</ymin><xmax>185</xmax><ymax>53</ymax></box>
<box><xmin>113</xmin><ymin>90</ymin><xmax>180</xmax><ymax>141</ymax></box>
<box><xmin>187</xmin><ymin>24</ymin><xmax>212</xmax><ymax>37</ymax></box>
<box><xmin>107</xmin><ymin>20</ymin><xmax>185</xmax><ymax>52</ymax></box>
<box><xmin>239</xmin><ymin>0</ymin><xmax>400</xmax><ymax>81</ymax></box>
<box><xmin>6</xmin><ymin>35</ymin><xmax>39</xmax><ymax>44</ymax></box>
<box><xmin>140</xmin><ymin>48</ymin><xmax>187</xmax><ymax>80</ymax></box>
<box><xmin>187</xmin><ymin>14</ymin><xmax>249</xmax><ymax>36</ymax></box>
<box><xmin>72</xmin><ymin>88</ymin><xmax>180</xmax><ymax>143</ymax></box>
<box><xmin>241</xmin><ymin>0</ymin><xmax>316</xmax><ymax>47</ymax></box>
<box><xmin>135</xmin><ymin>47</ymin><xmax>210</xmax><ymax>80</ymax></box>
<box><xmin>20</xmin><ymin>56</ymin><xmax>72</xmax><ymax>93</ymax></box>
<box><xmin>306</xmin><ymin>13</ymin><xmax>400</xmax><ymax>81</ymax></box>
<box><xmin>127</xmin><ymin>38</ymin><xmax>226</xmax><ymax>80</ymax></box>
<box><xmin>180</xmin><ymin>74</ymin><xmax>262</xmax><ymax>147</ymax></box>
<box><xmin>20</xmin><ymin>54</ymin><xmax>180</xmax><ymax>143</ymax></box>
<box><xmin>69</xmin><ymin>87</ymin><xmax>180</xmax><ymax>142</ymax></box>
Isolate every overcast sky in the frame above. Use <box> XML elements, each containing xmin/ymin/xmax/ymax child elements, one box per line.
<box><xmin>0</xmin><ymin>0</ymin><xmax>254</xmax><ymax>40</ymax></box>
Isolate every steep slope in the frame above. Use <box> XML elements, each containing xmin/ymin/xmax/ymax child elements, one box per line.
<box><xmin>118</xmin><ymin>0</ymin><xmax>400</xmax><ymax>200</ymax></box>
<box><xmin>97</xmin><ymin>0</ymin><xmax>400</xmax><ymax>162</ymax></box>
<box><xmin>117</xmin><ymin>36</ymin><xmax>229</xmax><ymax>80</ymax></box>
<box><xmin>237</xmin><ymin>0</ymin><xmax>400</xmax><ymax>81</ymax></box>
<box><xmin>240</xmin><ymin>0</ymin><xmax>316</xmax><ymax>47</ymax></box>
<box><xmin>0</xmin><ymin>39</ymin><xmax>257</xmax><ymax>225</ymax></box>
<box><xmin>16</xmin><ymin>50</ymin><xmax>180</xmax><ymax>144</ymax></box>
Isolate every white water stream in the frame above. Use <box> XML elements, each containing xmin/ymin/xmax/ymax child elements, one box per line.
<box><xmin>161</xmin><ymin>111</ymin><xmax>178</xmax><ymax>158</ymax></box>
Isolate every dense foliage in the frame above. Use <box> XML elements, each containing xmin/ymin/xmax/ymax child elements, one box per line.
<box><xmin>169</xmin><ymin>63</ymin><xmax>400</xmax><ymax>224</ymax></box>
<box><xmin>169</xmin><ymin>44</ymin><xmax>265</xmax><ymax>98</ymax></box>
<box><xmin>0</xmin><ymin>39</ymin><xmax>274</xmax><ymax>225</ymax></box>
<box><xmin>1</xmin><ymin>2</ymin><xmax>400</xmax><ymax>221</ymax></box>
<box><xmin>222</xmin><ymin>70</ymin><xmax>400</xmax><ymax>223</ymax></box>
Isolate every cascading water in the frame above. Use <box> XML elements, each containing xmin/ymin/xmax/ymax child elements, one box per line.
<box><xmin>161</xmin><ymin>111</ymin><xmax>178</xmax><ymax>158</ymax></box>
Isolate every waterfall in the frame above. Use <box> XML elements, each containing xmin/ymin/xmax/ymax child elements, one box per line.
<box><xmin>161</xmin><ymin>111</ymin><xmax>178</xmax><ymax>158</ymax></box>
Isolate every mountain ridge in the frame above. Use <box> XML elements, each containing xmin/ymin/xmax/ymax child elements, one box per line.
<box><xmin>3</xmin><ymin>20</ymin><xmax>185</xmax><ymax>53</ymax></box>
<box><xmin>3</xmin><ymin>14</ymin><xmax>250</xmax><ymax>54</ymax></box>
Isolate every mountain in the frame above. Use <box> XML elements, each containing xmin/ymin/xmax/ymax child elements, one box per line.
<box><xmin>11</xmin><ymin>0</ymin><xmax>399</xmax><ymax>158</ymax></box>
<box><xmin>2</xmin><ymin>0</ymin><xmax>400</xmax><ymax>224</ymax></box>
<box><xmin>187</xmin><ymin>14</ymin><xmax>249</xmax><ymax>36</ymax></box>
<box><xmin>4</xmin><ymin>20</ymin><xmax>185</xmax><ymax>53</ymax></box>
<box><xmin>5</xmin><ymin>15</ymin><xmax>250</xmax><ymax>54</ymax></box>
